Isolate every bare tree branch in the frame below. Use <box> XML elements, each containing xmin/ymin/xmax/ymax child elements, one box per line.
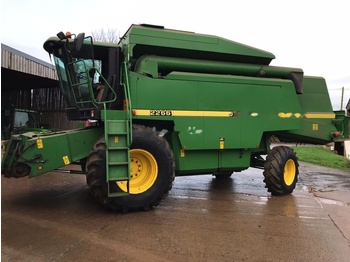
<box><xmin>91</xmin><ymin>28</ymin><xmax>119</xmax><ymax>43</ymax></box>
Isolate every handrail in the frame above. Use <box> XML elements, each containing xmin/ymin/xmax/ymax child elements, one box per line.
<box><xmin>121</xmin><ymin>61</ymin><xmax>132</xmax><ymax>146</ymax></box>
<box><xmin>88</xmin><ymin>68</ymin><xmax>117</xmax><ymax>107</ymax></box>
<box><xmin>66</xmin><ymin>60</ymin><xmax>117</xmax><ymax>108</ymax></box>
<box><xmin>66</xmin><ymin>60</ymin><xmax>87</xmax><ymax>109</ymax></box>
<box><xmin>102</xmin><ymin>102</ymin><xmax>108</xmax><ymax>149</ymax></box>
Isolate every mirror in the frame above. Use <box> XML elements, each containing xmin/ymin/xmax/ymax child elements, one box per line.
<box><xmin>73</xmin><ymin>33</ymin><xmax>85</xmax><ymax>54</ymax></box>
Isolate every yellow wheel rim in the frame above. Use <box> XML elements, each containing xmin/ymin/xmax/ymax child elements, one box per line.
<box><xmin>284</xmin><ymin>159</ymin><xmax>296</xmax><ymax>186</ymax></box>
<box><xmin>117</xmin><ymin>149</ymin><xmax>158</xmax><ymax>194</ymax></box>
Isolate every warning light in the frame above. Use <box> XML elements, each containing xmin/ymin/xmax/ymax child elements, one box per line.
<box><xmin>332</xmin><ymin>132</ymin><xmax>341</xmax><ymax>137</ymax></box>
<box><xmin>38</xmin><ymin>166</ymin><xmax>43</xmax><ymax>170</ymax></box>
<box><xmin>66</xmin><ymin>31</ymin><xmax>72</xmax><ymax>38</ymax></box>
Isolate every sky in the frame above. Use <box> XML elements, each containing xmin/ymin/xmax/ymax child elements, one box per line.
<box><xmin>1</xmin><ymin>0</ymin><xmax>349</xmax><ymax>109</ymax></box>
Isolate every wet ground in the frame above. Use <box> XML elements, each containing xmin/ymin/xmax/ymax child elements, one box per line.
<box><xmin>2</xmin><ymin>162</ymin><xmax>350</xmax><ymax>262</ymax></box>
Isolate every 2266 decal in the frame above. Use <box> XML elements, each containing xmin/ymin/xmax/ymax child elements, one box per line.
<box><xmin>150</xmin><ymin>110</ymin><xmax>172</xmax><ymax>116</ymax></box>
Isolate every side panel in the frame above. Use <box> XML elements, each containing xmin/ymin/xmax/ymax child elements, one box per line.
<box><xmin>167</xmin><ymin>132</ymin><xmax>250</xmax><ymax>174</ymax></box>
<box><xmin>131</xmin><ymin>71</ymin><xmax>302</xmax><ymax>150</ymax></box>
<box><xmin>277</xmin><ymin>76</ymin><xmax>337</xmax><ymax>144</ymax></box>
<box><xmin>129</xmin><ymin>71</ymin><xmax>303</xmax><ymax>172</ymax></box>
<box><xmin>123</xmin><ymin>25</ymin><xmax>275</xmax><ymax>65</ymax></box>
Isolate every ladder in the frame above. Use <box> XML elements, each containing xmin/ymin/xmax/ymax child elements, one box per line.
<box><xmin>105</xmin><ymin>119</ymin><xmax>130</xmax><ymax>197</ymax></box>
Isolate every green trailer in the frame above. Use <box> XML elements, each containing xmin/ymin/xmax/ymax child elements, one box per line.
<box><xmin>2</xmin><ymin>24</ymin><xmax>349</xmax><ymax>212</ymax></box>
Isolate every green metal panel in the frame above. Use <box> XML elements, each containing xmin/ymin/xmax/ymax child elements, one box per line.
<box><xmin>128</xmin><ymin>68</ymin><xmax>307</xmax><ymax>173</ymax></box>
<box><xmin>130</xmin><ymin>71</ymin><xmax>301</xmax><ymax>149</ymax></box>
<box><xmin>219</xmin><ymin>150</ymin><xmax>251</xmax><ymax>170</ymax></box>
<box><xmin>2</xmin><ymin>128</ymin><xmax>103</xmax><ymax>178</ymax></box>
<box><xmin>120</xmin><ymin>24</ymin><xmax>275</xmax><ymax>65</ymax></box>
<box><xmin>277</xmin><ymin>76</ymin><xmax>338</xmax><ymax>144</ymax></box>
<box><xmin>297</xmin><ymin>77</ymin><xmax>334</xmax><ymax>112</ymax></box>
<box><xmin>174</xmin><ymin>150</ymin><xmax>219</xmax><ymax>174</ymax></box>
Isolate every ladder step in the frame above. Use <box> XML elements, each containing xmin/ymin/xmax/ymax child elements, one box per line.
<box><xmin>108</xmin><ymin>146</ymin><xmax>129</xmax><ymax>150</ymax></box>
<box><xmin>108</xmin><ymin>180</ymin><xmax>129</xmax><ymax>197</ymax></box>
<box><xmin>108</xmin><ymin>177</ymin><xmax>129</xmax><ymax>181</ymax></box>
<box><xmin>109</xmin><ymin>192</ymin><xmax>129</xmax><ymax>197</ymax></box>
<box><xmin>107</xmin><ymin>132</ymin><xmax>127</xmax><ymax>135</ymax></box>
<box><xmin>109</xmin><ymin>162</ymin><xmax>128</xmax><ymax>165</ymax></box>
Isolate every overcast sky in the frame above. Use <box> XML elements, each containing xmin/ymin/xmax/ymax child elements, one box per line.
<box><xmin>1</xmin><ymin>0</ymin><xmax>349</xmax><ymax>109</ymax></box>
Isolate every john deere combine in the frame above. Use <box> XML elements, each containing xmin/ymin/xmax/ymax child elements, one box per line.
<box><xmin>2</xmin><ymin>24</ymin><xmax>349</xmax><ymax>212</ymax></box>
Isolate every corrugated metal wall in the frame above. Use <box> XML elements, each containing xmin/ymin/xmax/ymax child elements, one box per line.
<box><xmin>1</xmin><ymin>44</ymin><xmax>80</xmax><ymax>130</ymax></box>
<box><xmin>1</xmin><ymin>44</ymin><xmax>57</xmax><ymax>80</ymax></box>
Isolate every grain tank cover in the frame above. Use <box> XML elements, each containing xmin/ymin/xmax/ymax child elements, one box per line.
<box><xmin>120</xmin><ymin>24</ymin><xmax>275</xmax><ymax>65</ymax></box>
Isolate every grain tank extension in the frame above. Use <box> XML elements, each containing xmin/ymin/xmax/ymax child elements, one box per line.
<box><xmin>2</xmin><ymin>24</ymin><xmax>349</xmax><ymax>212</ymax></box>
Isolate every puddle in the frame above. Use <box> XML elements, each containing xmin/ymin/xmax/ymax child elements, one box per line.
<box><xmin>316</xmin><ymin>197</ymin><xmax>349</xmax><ymax>207</ymax></box>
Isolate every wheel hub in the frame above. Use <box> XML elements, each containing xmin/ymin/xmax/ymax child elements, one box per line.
<box><xmin>284</xmin><ymin>159</ymin><xmax>296</xmax><ymax>186</ymax></box>
<box><xmin>117</xmin><ymin>149</ymin><xmax>158</xmax><ymax>194</ymax></box>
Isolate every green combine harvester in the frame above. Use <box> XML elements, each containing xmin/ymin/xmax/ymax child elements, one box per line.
<box><xmin>2</xmin><ymin>24</ymin><xmax>349</xmax><ymax>212</ymax></box>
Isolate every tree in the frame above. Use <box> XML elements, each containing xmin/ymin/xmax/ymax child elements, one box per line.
<box><xmin>91</xmin><ymin>28</ymin><xmax>119</xmax><ymax>43</ymax></box>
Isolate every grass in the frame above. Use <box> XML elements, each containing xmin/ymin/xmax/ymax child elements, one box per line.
<box><xmin>291</xmin><ymin>146</ymin><xmax>350</xmax><ymax>172</ymax></box>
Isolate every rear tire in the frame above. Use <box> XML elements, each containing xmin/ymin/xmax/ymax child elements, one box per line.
<box><xmin>86</xmin><ymin>125</ymin><xmax>175</xmax><ymax>212</ymax></box>
<box><xmin>263</xmin><ymin>146</ymin><xmax>299</xmax><ymax>195</ymax></box>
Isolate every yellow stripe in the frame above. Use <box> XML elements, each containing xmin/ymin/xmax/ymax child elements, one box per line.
<box><xmin>134</xmin><ymin>110</ymin><xmax>153</xmax><ymax>116</ymax></box>
<box><xmin>278</xmin><ymin>112</ymin><xmax>293</xmax><ymax>118</ymax></box>
<box><xmin>172</xmin><ymin>110</ymin><xmax>234</xmax><ymax>117</ymax></box>
<box><xmin>304</xmin><ymin>112</ymin><xmax>335</xmax><ymax>119</ymax></box>
<box><xmin>134</xmin><ymin>109</ymin><xmax>235</xmax><ymax>117</ymax></box>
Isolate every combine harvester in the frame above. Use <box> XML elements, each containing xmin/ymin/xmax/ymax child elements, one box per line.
<box><xmin>2</xmin><ymin>24</ymin><xmax>349</xmax><ymax>212</ymax></box>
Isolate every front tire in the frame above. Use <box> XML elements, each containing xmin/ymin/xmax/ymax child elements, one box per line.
<box><xmin>86</xmin><ymin>125</ymin><xmax>175</xmax><ymax>212</ymax></box>
<box><xmin>263</xmin><ymin>146</ymin><xmax>299</xmax><ymax>195</ymax></box>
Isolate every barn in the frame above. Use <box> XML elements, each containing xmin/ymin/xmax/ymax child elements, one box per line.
<box><xmin>1</xmin><ymin>43</ymin><xmax>77</xmax><ymax>130</ymax></box>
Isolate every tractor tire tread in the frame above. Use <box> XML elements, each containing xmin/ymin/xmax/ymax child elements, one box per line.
<box><xmin>263</xmin><ymin>146</ymin><xmax>299</xmax><ymax>195</ymax></box>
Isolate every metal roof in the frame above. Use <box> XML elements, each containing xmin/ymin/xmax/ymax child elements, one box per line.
<box><xmin>1</xmin><ymin>43</ymin><xmax>58</xmax><ymax>91</ymax></box>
